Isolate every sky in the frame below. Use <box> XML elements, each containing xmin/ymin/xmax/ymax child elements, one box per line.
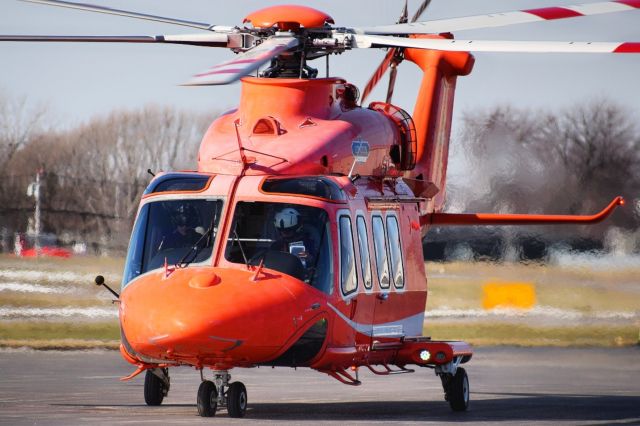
<box><xmin>1</xmin><ymin>0</ymin><xmax>639</xmax><ymax>129</ymax></box>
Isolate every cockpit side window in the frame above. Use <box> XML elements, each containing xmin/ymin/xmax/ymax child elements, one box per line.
<box><xmin>225</xmin><ymin>201</ymin><xmax>333</xmax><ymax>294</ymax></box>
<box><xmin>122</xmin><ymin>198</ymin><xmax>223</xmax><ymax>287</ymax></box>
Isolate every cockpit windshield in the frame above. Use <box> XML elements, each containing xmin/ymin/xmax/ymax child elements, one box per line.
<box><xmin>225</xmin><ymin>202</ymin><xmax>333</xmax><ymax>294</ymax></box>
<box><xmin>122</xmin><ymin>198</ymin><xmax>223</xmax><ymax>287</ymax></box>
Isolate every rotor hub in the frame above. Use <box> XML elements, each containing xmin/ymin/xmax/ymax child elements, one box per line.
<box><xmin>243</xmin><ymin>5</ymin><xmax>334</xmax><ymax>31</ymax></box>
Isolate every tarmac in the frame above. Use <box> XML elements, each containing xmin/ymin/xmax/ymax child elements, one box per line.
<box><xmin>0</xmin><ymin>346</ymin><xmax>639</xmax><ymax>425</ymax></box>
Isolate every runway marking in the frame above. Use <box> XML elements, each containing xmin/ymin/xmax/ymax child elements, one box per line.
<box><xmin>0</xmin><ymin>306</ymin><xmax>118</xmax><ymax>319</ymax></box>
<box><xmin>0</xmin><ymin>269</ymin><xmax>120</xmax><ymax>284</ymax></box>
<box><xmin>425</xmin><ymin>305</ymin><xmax>637</xmax><ymax>320</ymax></box>
<box><xmin>0</xmin><ymin>282</ymin><xmax>74</xmax><ymax>294</ymax></box>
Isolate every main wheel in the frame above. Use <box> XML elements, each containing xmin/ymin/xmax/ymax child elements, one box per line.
<box><xmin>227</xmin><ymin>382</ymin><xmax>248</xmax><ymax>418</ymax></box>
<box><xmin>197</xmin><ymin>380</ymin><xmax>218</xmax><ymax>417</ymax></box>
<box><xmin>447</xmin><ymin>367</ymin><xmax>469</xmax><ymax>412</ymax></box>
<box><xmin>144</xmin><ymin>370</ymin><xmax>165</xmax><ymax>406</ymax></box>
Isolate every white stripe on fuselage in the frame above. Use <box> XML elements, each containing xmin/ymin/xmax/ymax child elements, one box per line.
<box><xmin>326</xmin><ymin>302</ymin><xmax>424</xmax><ymax>337</ymax></box>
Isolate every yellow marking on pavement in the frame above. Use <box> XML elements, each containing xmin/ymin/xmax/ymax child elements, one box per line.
<box><xmin>483</xmin><ymin>282</ymin><xmax>536</xmax><ymax>310</ymax></box>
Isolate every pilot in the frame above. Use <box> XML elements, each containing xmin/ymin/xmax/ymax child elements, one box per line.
<box><xmin>271</xmin><ymin>207</ymin><xmax>317</xmax><ymax>268</ymax></box>
<box><xmin>162</xmin><ymin>204</ymin><xmax>202</xmax><ymax>250</ymax></box>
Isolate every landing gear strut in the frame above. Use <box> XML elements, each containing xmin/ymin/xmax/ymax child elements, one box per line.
<box><xmin>436</xmin><ymin>357</ymin><xmax>469</xmax><ymax>411</ymax></box>
<box><xmin>144</xmin><ymin>368</ymin><xmax>170</xmax><ymax>406</ymax></box>
<box><xmin>197</xmin><ymin>370</ymin><xmax>248</xmax><ymax>418</ymax></box>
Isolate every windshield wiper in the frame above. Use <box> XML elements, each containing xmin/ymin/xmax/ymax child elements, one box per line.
<box><xmin>233</xmin><ymin>229</ymin><xmax>250</xmax><ymax>268</ymax></box>
<box><xmin>176</xmin><ymin>207</ymin><xmax>218</xmax><ymax>269</ymax></box>
<box><xmin>175</xmin><ymin>227</ymin><xmax>213</xmax><ymax>269</ymax></box>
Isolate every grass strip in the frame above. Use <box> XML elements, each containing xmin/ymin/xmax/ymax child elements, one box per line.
<box><xmin>0</xmin><ymin>321</ymin><xmax>120</xmax><ymax>341</ymax></box>
<box><xmin>0</xmin><ymin>293</ymin><xmax>116</xmax><ymax>308</ymax></box>
<box><xmin>0</xmin><ymin>339</ymin><xmax>119</xmax><ymax>350</ymax></box>
<box><xmin>1</xmin><ymin>320</ymin><xmax>638</xmax><ymax>350</ymax></box>
<box><xmin>425</xmin><ymin>322</ymin><xmax>640</xmax><ymax>347</ymax></box>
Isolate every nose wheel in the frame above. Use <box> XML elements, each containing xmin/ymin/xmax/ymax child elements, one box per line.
<box><xmin>144</xmin><ymin>368</ymin><xmax>170</xmax><ymax>406</ymax></box>
<box><xmin>197</xmin><ymin>370</ymin><xmax>248</xmax><ymax>418</ymax></box>
<box><xmin>440</xmin><ymin>367</ymin><xmax>469</xmax><ymax>412</ymax></box>
<box><xmin>227</xmin><ymin>381</ymin><xmax>248</xmax><ymax>418</ymax></box>
<box><xmin>197</xmin><ymin>380</ymin><xmax>218</xmax><ymax>417</ymax></box>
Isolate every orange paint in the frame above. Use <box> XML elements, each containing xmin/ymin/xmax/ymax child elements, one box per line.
<box><xmin>244</xmin><ymin>5</ymin><xmax>334</xmax><ymax>29</ymax></box>
<box><xmin>1</xmin><ymin>1</ymin><xmax>632</xmax><ymax>417</ymax></box>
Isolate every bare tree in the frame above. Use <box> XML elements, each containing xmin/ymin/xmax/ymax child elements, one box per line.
<box><xmin>0</xmin><ymin>90</ymin><xmax>48</xmax><ymax>167</ymax></box>
<box><xmin>453</xmin><ymin>100</ymin><xmax>640</xmax><ymax>237</ymax></box>
<box><xmin>1</xmin><ymin>101</ymin><xmax>215</xmax><ymax>253</ymax></box>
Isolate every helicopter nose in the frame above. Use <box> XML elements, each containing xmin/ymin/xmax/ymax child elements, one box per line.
<box><xmin>119</xmin><ymin>267</ymin><xmax>319</xmax><ymax>365</ymax></box>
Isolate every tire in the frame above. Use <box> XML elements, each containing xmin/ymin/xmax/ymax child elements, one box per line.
<box><xmin>227</xmin><ymin>382</ymin><xmax>248</xmax><ymax>418</ymax></box>
<box><xmin>144</xmin><ymin>370</ymin><xmax>164</xmax><ymax>406</ymax></box>
<box><xmin>447</xmin><ymin>367</ymin><xmax>469</xmax><ymax>412</ymax></box>
<box><xmin>197</xmin><ymin>380</ymin><xmax>217</xmax><ymax>417</ymax></box>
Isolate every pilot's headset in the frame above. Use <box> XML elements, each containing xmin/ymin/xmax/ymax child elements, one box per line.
<box><xmin>274</xmin><ymin>208</ymin><xmax>301</xmax><ymax>241</ymax></box>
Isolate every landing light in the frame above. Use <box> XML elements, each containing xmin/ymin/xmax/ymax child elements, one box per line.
<box><xmin>419</xmin><ymin>350</ymin><xmax>431</xmax><ymax>362</ymax></box>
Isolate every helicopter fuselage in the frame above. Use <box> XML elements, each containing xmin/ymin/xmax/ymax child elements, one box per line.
<box><xmin>119</xmin><ymin>172</ymin><xmax>462</xmax><ymax>373</ymax></box>
<box><xmin>118</xmin><ymin>47</ymin><xmax>476</xmax><ymax>379</ymax></box>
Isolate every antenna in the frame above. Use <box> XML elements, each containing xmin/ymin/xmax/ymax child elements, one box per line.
<box><xmin>26</xmin><ymin>168</ymin><xmax>44</xmax><ymax>256</ymax></box>
<box><xmin>233</xmin><ymin>119</ymin><xmax>249</xmax><ymax>168</ymax></box>
<box><xmin>326</xmin><ymin>55</ymin><xmax>329</xmax><ymax>77</ymax></box>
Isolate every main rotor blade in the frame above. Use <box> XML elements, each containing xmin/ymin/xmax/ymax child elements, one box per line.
<box><xmin>20</xmin><ymin>0</ymin><xmax>224</xmax><ymax>32</ymax></box>
<box><xmin>0</xmin><ymin>33</ymin><xmax>229</xmax><ymax>47</ymax></box>
<box><xmin>359</xmin><ymin>0</ymin><xmax>640</xmax><ymax>35</ymax></box>
<box><xmin>399</xmin><ymin>0</ymin><xmax>409</xmax><ymax>24</ymax></box>
<box><xmin>360</xmin><ymin>0</ymin><xmax>432</xmax><ymax>104</ymax></box>
<box><xmin>360</xmin><ymin>48</ymin><xmax>396</xmax><ymax>104</ymax></box>
<box><xmin>355</xmin><ymin>35</ymin><xmax>640</xmax><ymax>54</ymax></box>
<box><xmin>386</xmin><ymin>62</ymin><xmax>398</xmax><ymax>104</ymax></box>
<box><xmin>410</xmin><ymin>0</ymin><xmax>432</xmax><ymax>23</ymax></box>
<box><xmin>184</xmin><ymin>36</ymin><xmax>299</xmax><ymax>86</ymax></box>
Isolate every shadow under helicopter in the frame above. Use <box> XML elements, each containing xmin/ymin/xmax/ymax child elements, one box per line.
<box><xmin>51</xmin><ymin>393</ymin><xmax>640</xmax><ymax>422</ymax></box>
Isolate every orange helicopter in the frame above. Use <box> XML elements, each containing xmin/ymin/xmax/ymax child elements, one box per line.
<box><xmin>1</xmin><ymin>0</ymin><xmax>635</xmax><ymax>418</ymax></box>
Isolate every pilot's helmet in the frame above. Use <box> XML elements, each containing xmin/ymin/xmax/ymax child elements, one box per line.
<box><xmin>274</xmin><ymin>207</ymin><xmax>301</xmax><ymax>238</ymax></box>
<box><xmin>173</xmin><ymin>203</ymin><xmax>198</xmax><ymax>227</ymax></box>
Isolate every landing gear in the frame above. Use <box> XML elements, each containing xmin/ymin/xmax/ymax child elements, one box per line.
<box><xmin>144</xmin><ymin>368</ymin><xmax>169</xmax><ymax>406</ymax></box>
<box><xmin>447</xmin><ymin>367</ymin><xmax>470</xmax><ymax>411</ymax></box>
<box><xmin>436</xmin><ymin>357</ymin><xmax>469</xmax><ymax>412</ymax></box>
<box><xmin>439</xmin><ymin>367</ymin><xmax>469</xmax><ymax>412</ymax></box>
<box><xmin>197</xmin><ymin>370</ymin><xmax>248</xmax><ymax>418</ymax></box>
<box><xmin>227</xmin><ymin>382</ymin><xmax>248</xmax><ymax>418</ymax></box>
<box><xmin>197</xmin><ymin>381</ymin><xmax>218</xmax><ymax>417</ymax></box>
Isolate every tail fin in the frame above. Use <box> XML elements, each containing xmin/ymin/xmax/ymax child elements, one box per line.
<box><xmin>404</xmin><ymin>37</ymin><xmax>474</xmax><ymax>212</ymax></box>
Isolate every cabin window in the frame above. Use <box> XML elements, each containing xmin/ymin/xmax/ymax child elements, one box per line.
<box><xmin>122</xmin><ymin>198</ymin><xmax>223</xmax><ymax>287</ymax></box>
<box><xmin>339</xmin><ymin>215</ymin><xmax>358</xmax><ymax>296</ymax></box>
<box><xmin>386</xmin><ymin>215</ymin><xmax>405</xmax><ymax>289</ymax></box>
<box><xmin>225</xmin><ymin>202</ymin><xmax>333</xmax><ymax>294</ymax></box>
<box><xmin>356</xmin><ymin>216</ymin><xmax>372</xmax><ymax>289</ymax></box>
<box><xmin>372</xmin><ymin>215</ymin><xmax>390</xmax><ymax>289</ymax></box>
